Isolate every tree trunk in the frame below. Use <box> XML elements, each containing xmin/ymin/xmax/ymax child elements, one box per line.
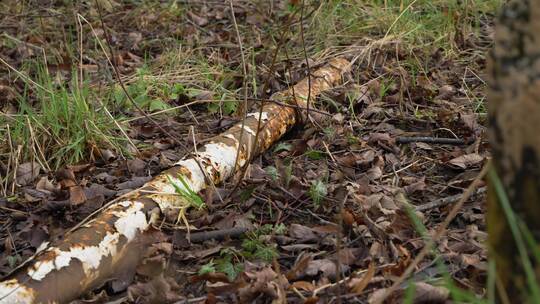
<box><xmin>0</xmin><ymin>58</ymin><xmax>350</xmax><ymax>304</ymax></box>
<box><xmin>488</xmin><ymin>0</ymin><xmax>540</xmax><ymax>300</ymax></box>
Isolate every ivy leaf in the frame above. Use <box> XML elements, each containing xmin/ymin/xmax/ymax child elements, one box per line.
<box><xmin>305</xmin><ymin>149</ymin><xmax>325</xmax><ymax>160</ymax></box>
<box><xmin>274</xmin><ymin>223</ymin><xmax>287</xmax><ymax>235</ymax></box>
<box><xmin>223</xmin><ymin>100</ymin><xmax>238</xmax><ymax>115</ymax></box>
<box><xmin>198</xmin><ymin>261</ymin><xmax>216</xmax><ymax>275</ymax></box>
<box><xmin>242</xmin><ymin>238</ymin><xmax>258</xmax><ymax>252</ymax></box>
<box><xmin>273</xmin><ymin>142</ymin><xmax>293</xmax><ymax>153</ymax></box>
<box><xmin>265</xmin><ymin>166</ymin><xmax>279</xmax><ymax>181</ymax></box>
<box><xmin>217</xmin><ymin>260</ymin><xmax>242</xmax><ymax>281</ymax></box>
<box><xmin>254</xmin><ymin>245</ymin><xmax>278</xmax><ymax>262</ymax></box>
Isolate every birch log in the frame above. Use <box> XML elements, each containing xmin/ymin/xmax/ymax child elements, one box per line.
<box><xmin>0</xmin><ymin>58</ymin><xmax>350</xmax><ymax>303</ymax></box>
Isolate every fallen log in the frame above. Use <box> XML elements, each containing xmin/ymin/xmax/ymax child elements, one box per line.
<box><xmin>0</xmin><ymin>58</ymin><xmax>350</xmax><ymax>303</ymax></box>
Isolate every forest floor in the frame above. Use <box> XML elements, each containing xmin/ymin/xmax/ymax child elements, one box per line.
<box><xmin>0</xmin><ymin>1</ymin><xmax>499</xmax><ymax>303</ymax></box>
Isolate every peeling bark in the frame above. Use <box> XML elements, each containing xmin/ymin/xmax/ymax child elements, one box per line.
<box><xmin>0</xmin><ymin>58</ymin><xmax>350</xmax><ymax>304</ymax></box>
<box><xmin>488</xmin><ymin>0</ymin><xmax>540</xmax><ymax>300</ymax></box>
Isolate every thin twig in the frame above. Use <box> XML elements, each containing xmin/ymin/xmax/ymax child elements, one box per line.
<box><xmin>95</xmin><ymin>98</ymin><xmax>139</xmax><ymax>154</ymax></box>
<box><xmin>312</xmin><ymin>264</ymin><xmax>392</xmax><ymax>296</ymax></box>
<box><xmin>2</xmin><ymin>33</ymin><xmax>44</xmax><ymax>51</ymax></box>
<box><xmin>189</xmin><ymin>125</ymin><xmax>224</xmax><ymax>207</ymax></box>
<box><xmin>12</xmin><ymin>146</ymin><xmax>21</xmax><ymax>194</ymax></box>
<box><xmin>396</xmin><ymin>136</ymin><xmax>466</xmax><ymax>145</ymax></box>
<box><xmin>75</xmin><ymin>11</ymin><xmax>84</xmax><ymax>89</ymax></box>
<box><xmin>93</xmin><ymin>2</ymin><xmax>221</xmax><ymax>196</ymax></box>
<box><xmin>283</xmin><ymin>44</ymin><xmax>307</xmax><ymax>126</ymax></box>
<box><xmin>300</xmin><ymin>0</ymin><xmax>312</xmax><ymax>123</ymax></box>
<box><xmin>250</xmin><ymin>5</ymin><xmax>302</xmax><ymax>155</ymax></box>
<box><xmin>124</xmin><ymin>100</ymin><xmax>214</xmax><ymax>122</ymax></box>
<box><xmin>93</xmin><ymin>2</ymin><xmax>188</xmax><ymax>151</ymax></box>
<box><xmin>229</xmin><ymin>0</ymin><xmax>249</xmax><ymax>171</ymax></box>
<box><xmin>415</xmin><ymin>187</ymin><xmax>486</xmax><ymax>211</ymax></box>
<box><xmin>0</xmin><ymin>56</ymin><xmax>52</xmax><ymax>94</ymax></box>
<box><xmin>383</xmin><ymin>0</ymin><xmax>420</xmax><ymax>40</ymax></box>
<box><xmin>225</xmin><ymin>6</ymin><xmax>300</xmax><ymax>199</ymax></box>
<box><xmin>4</xmin><ymin>124</ymin><xmax>13</xmax><ymax>196</ymax></box>
<box><xmin>25</xmin><ymin>116</ymin><xmax>50</xmax><ymax>172</ymax></box>
<box><xmin>335</xmin><ymin>193</ymin><xmax>348</xmax><ymax>304</ymax></box>
<box><xmin>188</xmin><ymin>227</ymin><xmax>248</xmax><ymax>243</ymax></box>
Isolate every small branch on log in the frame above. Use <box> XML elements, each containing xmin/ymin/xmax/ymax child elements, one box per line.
<box><xmin>0</xmin><ymin>58</ymin><xmax>350</xmax><ymax>304</ymax></box>
<box><xmin>414</xmin><ymin>187</ymin><xmax>486</xmax><ymax>212</ymax></box>
<box><xmin>396</xmin><ymin>136</ymin><xmax>466</xmax><ymax>145</ymax></box>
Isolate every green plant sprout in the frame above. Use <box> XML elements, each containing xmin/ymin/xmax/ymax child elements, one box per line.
<box><xmin>166</xmin><ymin>174</ymin><xmax>205</xmax><ymax>230</ymax></box>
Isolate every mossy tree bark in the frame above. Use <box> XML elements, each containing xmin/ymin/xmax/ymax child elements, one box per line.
<box><xmin>488</xmin><ymin>0</ymin><xmax>540</xmax><ymax>300</ymax></box>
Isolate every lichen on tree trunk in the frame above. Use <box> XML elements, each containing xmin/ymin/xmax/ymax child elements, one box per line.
<box><xmin>488</xmin><ymin>0</ymin><xmax>540</xmax><ymax>299</ymax></box>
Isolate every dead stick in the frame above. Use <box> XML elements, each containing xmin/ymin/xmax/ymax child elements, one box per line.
<box><xmin>415</xmin><ymin>187</ymin><xmax>486</xmax><ymax>212</ymax></box>
<box><xmin>188</xmin><ymin>227</ymin><xmax>248</xmax><ymax>243</ymax></box>
<box><xmin>396</xmin><ymin>136</ymin><xmax>465</xmax><ymax>145</ymax></box>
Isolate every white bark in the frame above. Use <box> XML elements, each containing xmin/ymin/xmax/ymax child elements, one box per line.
<box><xmin>0</xmin><ymin>58</ymin><xmax>350</xmax><ymax>304</ymax></box>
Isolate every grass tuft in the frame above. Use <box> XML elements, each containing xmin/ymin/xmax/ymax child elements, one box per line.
<box><xmin>1</xmin><ymin>63</ymin><xmax>128</xmax><ymax>170</ymax></box>
<box><xmin>308</xmin><ymin>0</ymin><xmax>501</xmax><ymax>55</ymax></box>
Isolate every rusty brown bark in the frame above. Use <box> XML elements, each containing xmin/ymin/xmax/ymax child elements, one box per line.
<box><xmin>488</xmin><ymin>0</ymin><xmax>540</xmax><ymax>301</ymax></box>
<box><xmin>0</xmin><ymin>58</ymin><xmax>350</xmax><ymax>303</ymax></box>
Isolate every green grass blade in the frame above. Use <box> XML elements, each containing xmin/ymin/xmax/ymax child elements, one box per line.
<box><xmin>488</xmin><ymin>168</ymin><xmax>540</xmax><ymax>301</ymax></box>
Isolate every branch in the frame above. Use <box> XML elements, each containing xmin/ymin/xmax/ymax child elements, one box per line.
<box><xmin>396</xmin><ymin>136</ymin><xmax>466</xmax><ymax>145</ymax></box>
<box><xmin>0</xmin><ymin>58</ymin><xmax>350</xmax><ymax>304</ymax></box>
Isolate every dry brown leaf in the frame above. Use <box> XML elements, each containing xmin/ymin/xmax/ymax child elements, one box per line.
<box><xmin>288</xmin><ymin>224</ymin><xmax>318</xmax><ymax>242</ymax></box>
<box><xmin>448</xmin><ymin>153</ymin><xmax>483</xmax><ymax>169</ymax></box>
<box><xmin>117</xmin><ymin>176</ymin><xmax>152</xmax><ymax>190</ymax></box>
<box><xmin>460</xmin><ymin>113</ymin><xmax>478</xmax><ymax>131</ymax></box>
<box><xmin>290</xmin><ymin>281</ymin><xmax>315</xmax><ymax>292</ymax></box>
<box><xmin>67</xmin><ymin>164</ymin><xmax>91</xmax><ymax>173</ymax></box>
<box><xmin>367</xmin><ymin>165</ymin><xmax>382</xmax><ymax>180</ymax></box>
<box><xmin>303</xmin><ymin>297</ymin><xmax>320</xmax><ymax>304</ymax></box>
<box><xmin>404</xmin><ymin>177</ymin><xmax>427</xmax><ymax>195</ymax></box>
<box><xmin>341</xmin><ymin>209</ymin><xmax>355</xmax><ymax>227</ymax></box>
<box><xmin>127</xmin><ymin>158</ymin><xmax>146</xmax><ymax>175</ymax></box>
<box><xmin>239</xmin><ymin>264</ymin><xmax>288</xmax><ymax>303</ymax></box>
<box><xmin>348</xmin><ymin>263</ymin><xmax>375</xmax><ymax>294</ymax></box>
<box><xmin>187</xmin><ymin>11</ymin><xmax>208</xmax><ymax>26</ymax></box>
<box><xmin>69</xmin><ymin>186</ymin><xmax>87</xmax><ymax>205</ymax></box>
<box><xmin>383</xmin><ymin>244</ymin><xmax>412</xmax><ymax>277</ymax></box>
<box><xmin>305</xmin><ymin>259</ymin><xmax>348</xmax><ymax>279</ymax></box>
<box><xmin>412</xmin><ymin>282</ymin><xmax>450</xmax><ymax>303</ymax></box>
<box><xmin>16</xmin><ymin>162</ymin><xmax>41</xmax><ymax>186</ymax></box>
<box><xmin>286</xmin><ymin>254</ymin><xmax>312</xmax><ymax>280</ymax></box>
<box><xmin>36</xmin><ymin>177</ymin><xmax>58</xmax><ymax>193</ymax></box>
<box><xmin>311</xmin><ymin>224</ymin><xmax>339</xmax><ymax>234</ymax></box>
<box><xmin>99</xmin><ymin>149</ymin><xmax>117</xmax><ymax>162</ymax></box>
<box><xmin>336</xmin><ymin>248</ymin><xmax>364</xmax><ymax>266</ymax></box>
<box><xmin>127</xmin><ymin>274</ymin><xmax>181</xmax><ymax>303</ymax></box>
<box><xmin>368</xmin><ymin>288</ymin><xmax>388</xmax><ymax>304</ymax></box>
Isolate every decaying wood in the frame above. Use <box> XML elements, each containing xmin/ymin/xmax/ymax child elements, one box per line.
<box><xmin>487</xmin><ymin>0</ymin><xmax>540</xmax><ymax>300</ymax></box>
<box><xmin>0</xmin><ymin>58</ymin><xmax>350</xmax><ymax>303</ymax></box>
<box><xmin>395</xmin><ymin>136</ymin><xmax>466</xmax><ymax>146</ymax></box>
<box><xmin>188</xmin><ymin>227</ymin><xmax>248</xmax><ymax>243</ymax></box>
